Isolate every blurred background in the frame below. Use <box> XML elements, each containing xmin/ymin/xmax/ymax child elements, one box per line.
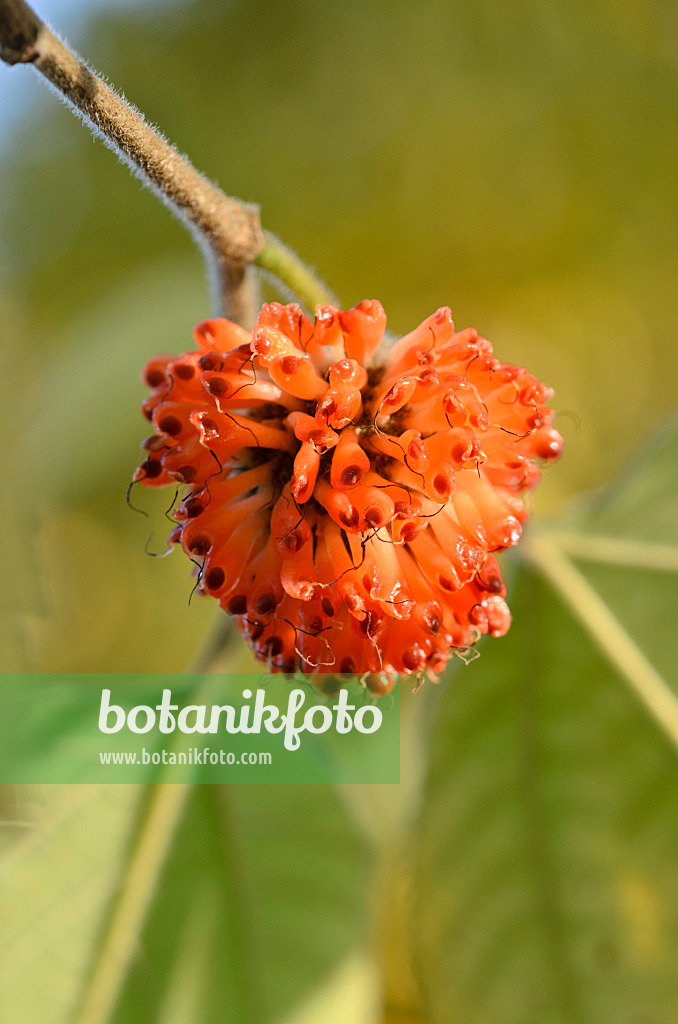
<box><xmin>1</xmin><ymin>0</ymin><xmax>677</xmax><ymax>671</ymax></box>
<box><xmin>1</xmin><ymin>1</ymin><xmax>677</xmax><ymax>1022</ymax></box>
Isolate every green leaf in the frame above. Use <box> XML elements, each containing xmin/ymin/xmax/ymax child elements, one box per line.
<box><xmin>0</xmin><ymin>779</ymin><xmax>368</xmax><ymax>1024</ymax></box>
<box><xmin>414</xmin><ymin>420</ymin><xmax>678</xmax><ymax>1023</ymax></box>
<box><xmin>0</xmin><ymin>786</ymin><xmax>143</xmax><ymax>1023</ymax></box>
<box><xmin>561</xmin><ymin>415</ymin><xmax>678</xmax><ymax>545</ymax></box>
<box><xmin>108</xmin><ymin>785</ymin><xmax>369</xmax><ymax>1024</ymax></box>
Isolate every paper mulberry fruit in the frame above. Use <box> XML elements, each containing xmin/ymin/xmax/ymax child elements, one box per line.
<box><xmin>135</xmin><ymin>301</ymin><xmax>561</xmax><ymax>690</ymax></box>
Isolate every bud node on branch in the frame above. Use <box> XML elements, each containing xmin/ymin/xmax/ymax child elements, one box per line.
<box><xmin>0</xmin><ymin>0</ymin><xmax>334</xmax><ymax>325</ymax></box>
<box><xmin>0</xmin><ymin>0</ymin><xmax>40</xmax><ymax>64</ymax></box>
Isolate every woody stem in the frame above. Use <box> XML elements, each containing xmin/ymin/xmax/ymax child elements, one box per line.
<box><xmin>0</xmin><ymin>0</ymin><xmax>334</xmax><ymax>324</ymax></box>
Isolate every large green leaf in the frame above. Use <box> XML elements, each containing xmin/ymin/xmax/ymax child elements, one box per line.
<box><xmin>0</xmin><ymin>786</ymin><xmax>143</xmax><ymax>1023</ymax></box>
<box><xmin>0</xmin><ymin>779</ymin><xmax>369</xmax><ymax>1024</ymax></box>
<box><xmin>414</xmin><ymin>423</ymin><xmax>678</xmax><ymax>1022</ymax></box>
<box><xmin>109</xmin><ymin>785</ymin><xmax>369</xmax><ymax>1024</ymax></box>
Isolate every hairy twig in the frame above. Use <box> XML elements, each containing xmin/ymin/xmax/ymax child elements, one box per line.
<box><xmin>0</xmin><ymin>0</ymin><xmax>335</xmax><ymax>324</ymax></box>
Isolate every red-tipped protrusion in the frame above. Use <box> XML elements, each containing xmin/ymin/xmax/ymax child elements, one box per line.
<box><xmin>136</xmin><ymin>299</ymin><xmax>562</xmax><ymax>688</ymax></box>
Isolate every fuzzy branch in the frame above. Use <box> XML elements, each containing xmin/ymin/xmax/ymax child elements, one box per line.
<box><xmin>0</xmin><ymin>0</ymin><xmax>334</xmax><ymax>325</ymax></box>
